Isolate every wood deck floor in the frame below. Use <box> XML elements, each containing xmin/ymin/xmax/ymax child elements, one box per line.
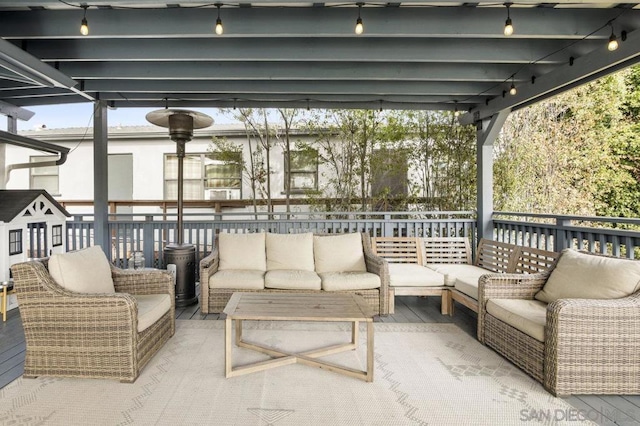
<box><xmin>2</xmin><ymin>296</ymin><xmax>639</xmax><ymax>426</ymax></box>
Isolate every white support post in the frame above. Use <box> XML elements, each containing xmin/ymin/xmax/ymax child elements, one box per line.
<box><xmin>93</xmin><ymin>101</ymin><xmax>110</xmax><ymax>254</ymax></box>
<box><xmin>476</xmin><ymin>110</ymin><xmax>510</xmax><ymax>242</ymax></box>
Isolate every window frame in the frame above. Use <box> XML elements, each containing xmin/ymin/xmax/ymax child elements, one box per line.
<box><xmin>29</xmin><ymin>155</ymin><xmax>60</xmax><ymax>196</ymax></box>
<box><xmin>284</xmin><ymin>150</ymin><xmax>319</xmax><ymax>193</ymax></box>
<box><xmin>9</xmin><ymin>229</ymin><xmax>23</xmax><ymax>256</ymax></box>
<box><xmin>163</xmin><ymin>152</ymin><xmax>242</xmax><ymax>200</ymax></box>
<box><xmin>52</xmin><ymin>224</ymin><xmax>63</xmax><ymax>247</ymax></box>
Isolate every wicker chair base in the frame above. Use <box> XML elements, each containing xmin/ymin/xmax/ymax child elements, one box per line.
<box><xmin>484</xmin><ymin>314</ymin><xmax>544</xmax><ymax>383</ymax></box>
<box><xmin>23</xmin><ymin>310</ymin><xmax>174</xmax><ymax>383</ymax></box>
<box><xmin>209</xmin><ymin>288</ymin><xmax>381</xmax><ymax>315</ymax></box>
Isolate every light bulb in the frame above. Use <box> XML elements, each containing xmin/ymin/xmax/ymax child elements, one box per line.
<box><xmin>355</xmin><ymin>17</ymin><xmax>364</xmax><ymax>35</ymax></box>
<box><xmin>454</xmin><ymin>109</ymin><xmax>460</xmax><ymax>117</ymax></box>
<box><xmin>215</xmin><ymin>18</ymin><xmax>224</xmax><ymax>35</ymax></box>
<box><xmin>504</xmin><ymin>18</ymin><xmax>513</xmax><ymax>36</ymax></box>
<box><xmin>509</xmin><ymin>83</ymin><xmax>517</xmax><ymax>96</ymax></box>
<box><xmin>80</xmin><ymin>17</ymin><xmax>89</xmax><ymax>36</ymax></box>
<box><xmin>608</xmin><ymin>33</ymin><xmax>619</xmax><ymax>51</ymax></box>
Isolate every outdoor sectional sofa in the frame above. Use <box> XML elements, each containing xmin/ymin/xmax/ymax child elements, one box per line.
<box><xmin>371</xmin><ymin>236</ymin><xmax>559</xmax><ymax>315</ymax></box>
<box><xmin>199</xmin><ymin>232</ymin><xmax>389</xmax><ymax>315</ymax></box>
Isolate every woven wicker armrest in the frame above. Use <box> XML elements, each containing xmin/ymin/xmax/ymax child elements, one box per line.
<box><xmin>544</xmin><ymin>292</ymin><xmax>640</xmax><ymax>396</ymax></box>
<box><xmin>199</xmin><ymin>247</ymin><xmax>219</xmax><ymax>315</ymax></box>
<box><xmin>479</xmin><ymin>272</ymin><xmax>549</xmax><ymax>302</ymax></box>
<box><xmin>477</xmin><ymin>272</ymin><xmax>550</xmax><ymax>342</ymax></box>
<box><xmin>362</xmin><ymin>237</ymin><xmax>390</xmax><ymax>316</ymax></box>
<box><xmin>112</xmin><ymin>267</ymin><xmax>174</xmax><ymax>298</ymax></box>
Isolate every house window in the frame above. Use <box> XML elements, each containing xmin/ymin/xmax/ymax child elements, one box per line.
<box><xmin>164</xmin><ymin>152</ymin><xmax>241</xmax><ymax>200</ymax></box>
<box><xmin>30</xmin><ymin>156</ymin><xmax>60</xmax><ymax>195</ymax></box>
<box><xmin>9</xmin><ymin>229</ymin><xmax>22</xmax><ymax>255</ymax></box>
<box><xmin>285</xmin><ymin>150</ymin><xmax>318</xmax><ymax>192</ymax></box>
<box><xmin>52</xmin><ymin>225</ymin><xmax>63</xmax><ymax>247</ymax></box>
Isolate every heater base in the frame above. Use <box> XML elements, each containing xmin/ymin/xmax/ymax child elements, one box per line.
<box><xmin>164</xmin><ymin>243</ymin><xmax>198</xmax><ymax>308</ymax></box>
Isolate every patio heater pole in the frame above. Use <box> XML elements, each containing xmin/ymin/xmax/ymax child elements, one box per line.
<box><xmin>146</xmin><ymin>109</ymin><xmax>213</xmax><ymax>307</ymax></box>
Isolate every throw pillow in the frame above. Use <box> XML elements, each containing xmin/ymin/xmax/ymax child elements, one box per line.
<box><xmin>48</xmin><ymin>245</ymin><xmax>115</xmax><ymax>293</ymax></box>
<box><xmin>218</xmin><ymin>232</ymin><xmax>266</xmax><ymax>271</ymax></box>
<box><xmin>535</xmin><ymin>249</ymin><xmax>640</xmax><ymax>303</ymax></box>
<box><xmin>266</xmin><ymin>232</ymin><xmax>315</xmax><ymax>271</ymax></box>
<box><xmin>314</xmin><ymin>233</ymin><xmax>367</xmax><ymax>274</ymax></box>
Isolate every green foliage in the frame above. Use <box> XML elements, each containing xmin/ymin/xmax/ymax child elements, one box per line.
<box><xmin>494</xmin><ymin>65</ymin><xmax>640</xmax><ymax>220</ymax></box>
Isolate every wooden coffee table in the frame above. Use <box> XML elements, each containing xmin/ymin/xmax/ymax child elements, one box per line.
<box><xmin>223</xmin><ymin>292</ymin><xmax>374</xmax><ymax>382</ymax></box>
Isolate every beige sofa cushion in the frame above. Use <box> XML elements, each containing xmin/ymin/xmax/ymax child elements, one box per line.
<box><xmin>453</xmin><ymin>275</ymin><xmax>482</xmax><ymax>300</ymax></box>
<box><xmin>48</xmin><ymin>245</ymin><xmax>115</xmax><ymax>294</ymax></box>
<box><xmin>314</xmin><ymin>233</ymin><xmax>367</xmax><ymax>274</ymax></box>
<box><xmin>535</xmin><ymin>249</ymin><xmax>640</xmax><ymax>304</ymax></box>
<box><xmin>265</xmin><ymin>270</ymin><xmax>321</xmax><ymax>290</ymax></box>
<box><xmin>209</xmin><ymin>270</ymin><xmax>265</xmax><ymax>290</ymax></box>
<box><xmin>429</xmin><ymin>264</ymin><xmax>486</xmax><ymax>286</ymax></box>
<box><xmin>486</xmin><ymin>299</ymin><xmax>548</xmax><ymax>342</ymax></box>
<box><xmin>319</xmin><ymin>272</ymin><xmax>380</xmax><ymax>291</ymax></box>
<box><xmin>133</xmin><ymin>294</ymin><xmax>172</xmax><ymax>332</ymax></box>
<box><xmin>266</xmin><ymin>232</ymin><xmax>315</xmax><ymax>271</ymax></box>
<box><xmin>388</xmin><ymin>264</ymin><xmax>444</xmax><ymax>287</ymax></box>
<box><xmin>218</xmin><ymin>233</ymin><xmax>266</xmax><ymax>271</ymax></box>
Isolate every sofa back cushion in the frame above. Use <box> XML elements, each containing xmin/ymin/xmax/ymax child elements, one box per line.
<box><xmin>48</xmin><ymin>245</ymin><xmax>115</xmax><ymax>294</ymax></box>
<box><xmin>314</xmin><ymin>233</ymin><xmax>367</xmax><ymax>274</ymax></box>
<box><xmin>218</xmin><ymin>232</ymin><xmax>266</xmax><ymax>271</ymax></box>
<box><xmin>535</xmin><ymin>249</ymin><xmax>640</xmax><ymax>303</ymax></box>
<box><xmin>266</xmin><ymin>232</ymin><xmax>315</xmax><ymax>271</ymax></box>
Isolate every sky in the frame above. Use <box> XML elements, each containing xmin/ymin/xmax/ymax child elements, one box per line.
<box><xmin>3</xmin><ymin>103</ymin><xmax>235</xmax><ymax>132</ymax></box>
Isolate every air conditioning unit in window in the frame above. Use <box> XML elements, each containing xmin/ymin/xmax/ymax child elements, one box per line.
<box><xmin>206</xmin><ymin>189</ymin><xmax>232</xmax><ymax>200</ymax></box>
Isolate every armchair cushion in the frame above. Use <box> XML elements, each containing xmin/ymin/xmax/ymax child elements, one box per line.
<box><xmin>218</xmin><ymin>233</ymin><xmax>266</xmax><ymax>271</ymax></box>
<box><xmin>314</xmin><ymin>233</ymin><xmax>367</xmax><ymax>273</ymax></box>
<box><xmin>429</xmin><ymin>264</ymin><xmax>486</xmax><ymax>286</ymax></box>
<box><xmin>266</xmin><ymin>232</ymin><xmax>314</xmax><ymax>271</ymax></box>
<box><xmin>486</xmin><ymin>299</ymin><xmax>547</xmax><ymax>342</ymax></box>
<box><xmin>535</xmin><ymin>249</ymin><xmax>640</xmax><ymax>303</ymax></box>
<box><xmin>133</xmin><ymin>294</ymin><xmax>172</xmax><ymax>332</ymax></box>
<box><xmin>48</xmin><ymin>245</ymin><xmax>115</xmax><ymax>294</ymax></box>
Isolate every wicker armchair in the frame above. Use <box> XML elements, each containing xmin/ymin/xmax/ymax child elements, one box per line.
<box><xmin>478</xmin><ymin>252</ymin><xmax>640</xmax><ymax>396</ymax></box>
<box><xmin>11</xmin><ymin>259</ymin><xmax>175</xmax><ymax>383</ymax></box>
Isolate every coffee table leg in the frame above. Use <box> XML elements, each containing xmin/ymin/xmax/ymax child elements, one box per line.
<box><xmin>351</xmin><ymin>321</ymin><xmax>358</xmax><ymax>347</ymax></box>
<box><xmin>225</xmin><ymin>317</ymin><xmax>232</xmax><ymax>378</ymax></box>
<box><xmin>235</xmin><ymin>319</ymin><xmax>243</xmax><ymax>345</ymax></box>
<box><xmin>366</xmin><ymin>320</ymin><xmax>374</xmax><ymax>382</ymax></box>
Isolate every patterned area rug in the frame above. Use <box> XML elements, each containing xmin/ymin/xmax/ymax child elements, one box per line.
<box><xmin>1</xmin><ymin>320</ymin><xmax>590</xmax><ymax>425</ymax></box>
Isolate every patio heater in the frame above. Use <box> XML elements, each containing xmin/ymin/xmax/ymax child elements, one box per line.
<box><xmin>146</xmin><ymin>108</ymin><xmax>213</xmax><ymax>307</ymax></box>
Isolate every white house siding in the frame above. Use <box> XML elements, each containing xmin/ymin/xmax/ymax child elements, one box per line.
<box><xmin>5</xmin><ymin>125</ymin><xmax>324</xmax><ymax>216</ymax></box>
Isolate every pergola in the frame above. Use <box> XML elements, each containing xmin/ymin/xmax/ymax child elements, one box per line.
<box><xmin>0</xmin><ymin>0</ymin><xmax>639</xmax><ymax>247</ymax></box>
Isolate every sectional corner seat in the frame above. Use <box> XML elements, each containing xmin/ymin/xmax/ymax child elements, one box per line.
<box><xmin>199</xmin><ymin>232</ymin><xmax>389</xmax><ymax>316</ymax></box>
<box><xmin>429</xmin><ymin>239</ymin><xmax>560</xmax><ymax>315</ymax></box>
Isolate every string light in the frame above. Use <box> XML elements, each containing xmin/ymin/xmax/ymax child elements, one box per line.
<box><xmin>509</xmin><ymin>77</ymin><xmax>517</xmax><ymax>95</ymax></box>
<box><xmin>453</xmin><ymin>101</ymin><xmax>460</xmax><ymax>117</ymax></box>
<box><xmin>215</xmin><ymin>3</ymin><xmax>224</xmax><ymax>36</ymax></box>
<box><xmin>80</xmin><ymin>5</ymin><xmax>89</xmax><ymax>36</ymax></box>
<box><xmin>503</xmin><ymin>3</ymin><xmax>513</xmax><ymax>37</ymax></box>
<box><xmin>355</xmin><ymin>3</ymin><xmax>364</xmax><ymax>35</ymax></box>
<box><xmin>607</xmin><ymin>23</ymin><xmax>619</xmax><ymax>51</ymax></box>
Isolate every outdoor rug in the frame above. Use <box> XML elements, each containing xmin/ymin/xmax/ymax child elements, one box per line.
<box><xmin>0</xmin><ymin>320</ymin><xmax>591</xmax><ymax>425</ymax></box>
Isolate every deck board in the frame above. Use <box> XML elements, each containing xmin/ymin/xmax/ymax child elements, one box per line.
<box><xmin>1</xmin><ymin>298</ymin><xmax>638</xmax><ymax>425</ymax></box>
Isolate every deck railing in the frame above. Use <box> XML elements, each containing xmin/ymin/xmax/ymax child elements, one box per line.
<box><xmin>493</xmin><ymin>212</ymin><xmax>640</xmax><ymax>259</ymax></box>
<box><xmin>66</xmin><ymin>211</ymin><xmax>477</xmax><ymax>272</ymax></box>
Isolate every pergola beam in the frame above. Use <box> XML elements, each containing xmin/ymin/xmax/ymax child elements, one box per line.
<box><xmin>462</xmin><ymin>28</ymin><xmax>640</xmax><ymax>124</ymax></box>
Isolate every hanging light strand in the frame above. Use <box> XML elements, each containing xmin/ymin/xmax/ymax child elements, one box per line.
<box><xmin>355</xmin><ymin>3</ymin><xmax>364</xmax><ymax>35</ymax></box>
<box><xmin>607</xmin><ymin>22</ymin><xmax>619</xmax><ymax>51</ymax></box>
<box><xmin>503</xmin><ymin>2</ymin><xmax>514</xmax><ymax>36</ymax></box>
<box><xmin>80</xmin><ymin>5</ymin><xmax>89</xmax><ymax>36</ymax></box>
<box><xmin>215</xmin><ymin>3</ymin><xmax>224</xmax><ymax>35</ymax></box>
